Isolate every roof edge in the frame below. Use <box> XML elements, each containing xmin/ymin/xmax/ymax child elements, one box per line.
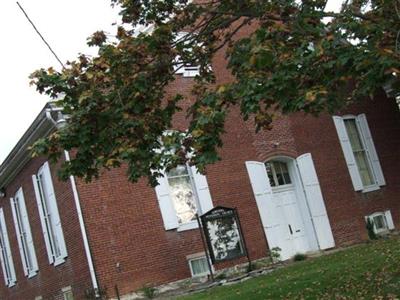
<box><xmin>0</xmin><ymin>103</ymin><xmax>55</xmax><ymax>189</ymax></box>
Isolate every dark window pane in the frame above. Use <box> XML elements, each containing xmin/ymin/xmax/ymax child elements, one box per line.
<box><xmin>265</xmin><ymin>162</ymin><xmax>276</xmax><ymax>186</ymax></box>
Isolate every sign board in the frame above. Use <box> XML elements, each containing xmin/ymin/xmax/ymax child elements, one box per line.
<box><xmin>200</xmin><ymin>206</ymin><xmax>246</xmax><ymax>263</ymax></box>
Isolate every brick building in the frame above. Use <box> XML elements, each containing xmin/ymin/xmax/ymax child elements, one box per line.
<box><xmin>0</xmin><ymin>32</ymin><xmax>399</xmax><ymax>300</ymax></box>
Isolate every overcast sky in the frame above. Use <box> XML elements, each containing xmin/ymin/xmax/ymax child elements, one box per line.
<box><xmin>0</xmin><ymin>0</ymin><xmax>343</xmax><ymax>164</ymax></box>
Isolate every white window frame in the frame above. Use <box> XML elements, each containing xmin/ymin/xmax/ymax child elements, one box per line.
<box><xmin>32</xmin><ymin>162</ymin><xmax>68</xmax><ymax>266</ymax></box>
<box><xmin>167</xmin><ymin>164</ymin><xmax>201</xmax><ymax>232</ymax></box>
<box><xmin>10</xmin><ymin>188</ymin><xmax>38</xmax><ymax>278</ymax></box>
<box><xmin>333</xmin><ymin>114</ymin><xmax>385</xmax><ymax>193</ymax></box>
<box><xmin>173</xmin><ymin>32</ymin><xmax>201</xmax><ymax>78</ymax></box>
<box><xmin>366</xmin><ymin>210</ymin><xmax>395</xmax><ymax>234</ymax></box>
<box><xmin>265</xmin><ymin>160</ymin><xmax>294</xmax><ymax>192</ymax></box>
<box><xmin>62</xmin><ymin>286</ymin><xmax>74</xmax><ymax>300</ymax></box>
<box><xmin>187</xmin><ymin>253</ymin><xmax>213</xmax><ymax>277</ymax></box>
<box><xmin>343</xmin><ymin>115</ymin><xmax>378</xmax><ymax>192</ymax></box>
<box><xmin>0</xmin><ymin>208</ymin><xmax>16</xmax><ymax>287</ymax></box>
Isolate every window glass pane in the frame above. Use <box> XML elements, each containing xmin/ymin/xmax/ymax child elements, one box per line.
<box><xmin>274</xmin><ymin>162</ymin><xmax>285</xmax><ymax>186</ymax></box>
<box><xmin>190</xmin><ymin>257</ymin><xmax>208</xmax><ymax>276</ymax></box>
<box><xmin>373</xmin><ymin>215</ymin><xmax>386</xmax><ymax>230</ymax></box>
<box><xmin>168</xmin><ymin>170</ymin><xmax>197</xmax><ymax>224</ymax></box>
<box><xmin>166</xmin><ymin>165</ymin><xmax>189</xmax><ymax>177</ymax></box>
<box><xmin>279</xmin><ymin>162</ymin><xmax>292</xmax><ymax>185</ymax></box>
<box><xmin>264</xmin><ymin>163</ymin><xmax>276</xmax><ymax>187</ymax></box>
<box><xmin>344</xmin><ymin>119</ymin><xmax>375</xmax><ymax>187</ymax></box>
<box><xmin>354</xmin><ymin>152</ymin><xmax>374</xmax><ymax>186</ymax></box>
<box><xmin>272</xmin><ymin>161</ymin><xmax>291</xmax><ymax>186</ymax></box>
<box><xmin>345</xmin><ymin>119</ymin><xmax>363</xmax><ymax>151</ymax></box>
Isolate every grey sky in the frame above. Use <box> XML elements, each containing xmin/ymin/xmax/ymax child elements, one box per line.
<box><xmin>0</xmin><ymin>0</ymin><xmax>343</xmax><ymax>164</ymax></box>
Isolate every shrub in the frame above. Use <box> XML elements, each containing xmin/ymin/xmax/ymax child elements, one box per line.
<box><xmin>293</xmin><ymin>253</ymin><xmax>307</xmax><ymax>262</ymax></box>
<box><xmin>366</xmin><ymin>218</ymin><xmax>378</xmax><ymax>240</ymax></box>
<box><xmin>141</xmin><ymin>285</ymin><xmax>157</xmax><ymax>299</ymax></box>
<box><xmin>270</xmin><ymin>247</ymin><xmax>282</xmax><ymax>263</ymax></box>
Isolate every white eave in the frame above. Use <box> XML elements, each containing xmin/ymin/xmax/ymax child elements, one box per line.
<box><xmin>0</xmin><ymin>103</ymin><xmax>55</xmax><ymax>189</ymax></box>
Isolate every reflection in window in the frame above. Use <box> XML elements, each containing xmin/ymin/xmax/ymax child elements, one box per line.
<box><xmin>265</xmin><ymin>161</ymin><xmax>292</xmax><ymax>187</ymax></box>
<box><xmin>344</xmin><ymin>119</ymin><xmax>375</xmax><ymax>186</ymax></box>
<box><xmin>167</xmin><ymin>165</ymin><xmax>198</xmax><ymax>224</ymax></box>
<box><xmin>373</xmin><ymin>215</ymin><xmax>387</xmax><ymax>231</ymax></box>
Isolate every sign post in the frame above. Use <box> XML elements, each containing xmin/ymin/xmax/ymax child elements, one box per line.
<box><xmin>199</xmin><ymin>207</ymin><xmax>250</xmax><ymax>267</ymax></box>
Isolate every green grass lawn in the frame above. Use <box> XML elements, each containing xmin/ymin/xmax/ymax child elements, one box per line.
<box><xmin>180</xmin><ymin>237</ymin><xmax>400</xmax><ymax>300</ymax></box>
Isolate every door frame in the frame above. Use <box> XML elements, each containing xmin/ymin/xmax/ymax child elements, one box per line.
<box><xmin>265</xmin><ymin>156</ymin><xmax>320</xmax><ymax>255</ymax></box>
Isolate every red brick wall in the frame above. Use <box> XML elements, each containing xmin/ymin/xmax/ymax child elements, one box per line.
<box><xmin>75</xmin><ymin>108</ymin><xmax>269</xmax><ymax>297</ymax></box>
<box><xmin>0</xmin><ymin>157</ymin><xmax>92</xmax><ymax>299</ymax></box>
<box><xmin>75</xmin><ymin>91</ymin><xmax>400</xmax><ymax>298</ymax></box>
<box><xmin>289</xmin><ymin>90</ymin><xmax>400</xmax><ymax>246</ymax></box>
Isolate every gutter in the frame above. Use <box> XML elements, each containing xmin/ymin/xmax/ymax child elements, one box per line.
<box><xmin>46</xmin><ymin>109</ymin><xmax>100</xmax><ymax>297</ymax></box>
<box><xmin>64</xmin><ymin>150</ymin><xmax>100</xmax><ymax>297</ymax></box>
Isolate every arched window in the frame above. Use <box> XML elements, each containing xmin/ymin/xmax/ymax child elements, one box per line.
<box><xmin>264</xmin><ymin>160</ymin><xmax>292</xmax><ymax>187</ymax></box>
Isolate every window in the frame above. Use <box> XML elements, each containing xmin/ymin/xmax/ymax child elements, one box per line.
<box><xmin>188</xmin><ymin>256</ymin><xmax>210</xmax><ymax>277</ymax></box>
<box><xmin>173</xmin><ymin>32</ymin><xmax>201</xmax><ymax>77</ymax></box>
<box><xmin>32</xmin><ymin>162</ymin><xmax>67</xmax><ymax>266</ymax></box>
<box><xmin>265</xmin><ymin>161</ymin><xmax>292</xmax><ymax>187</ymax></box>
<box><xmin>333</xmin><ymin>114</ymin><xmax>385</xmax><ymax>192</ymax></box>
<box><xmin>10</xmin><ymin>188</ymin><xmax>38</xmax><ymax>277</ymax></box>
<box><xmin>155</xmin><ymin>163</ymin><xmax>213</xmax><ymax>231</ymax></box>
<box><xmin>0</xmin><ymin>208</ymin><xmax>16</xmax><ymax>287</ymax></box>
<box><xmin>344</xmin><ymin>119</ymin><xmax>374</xmax><ymax>187</ymax></box>
<box><xmin>166</xmin><ymin>165</ymin><xmax>198</xmax><ymax>225</ymax></box>
<box><xmin>366</xmin><ymin>210</ymin><xmax>395</xmax><ymax>234</ymax></box>
<box><xmin>62</xmin><ymin>286</ymin><xmax>74</xmax><ymax>300</ymax></box>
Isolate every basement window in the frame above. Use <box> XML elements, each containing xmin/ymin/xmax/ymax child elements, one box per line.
<box><xmin>366</xmin><ymin>211</ymin><xmax>395</xmax><ymax>234</ymax></box>
<box><xmin>188</xmin><ymin>256</ymin><xmax>210</xmax><ymax>277</ymax></box>
<box><xmin>62</xmin><ymin>286</ymin><xmax>74</xmax><ymax>300</ymax></box>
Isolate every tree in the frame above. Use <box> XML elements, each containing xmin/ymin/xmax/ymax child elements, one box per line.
<box><xmin>30</xmin><ymin>0</ymin><xmax>400</xmax><ymax>185</ymax></box>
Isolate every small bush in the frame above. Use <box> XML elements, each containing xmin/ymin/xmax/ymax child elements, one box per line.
<box><xmin>270</xmin><ymin>247</ymin><xmax>282</xmax><ymax>263</ymax></box>
<box><xmin>366</xmin><ymin>218</ymin><xmax>378</xmax><ymax>240</ymax></box>
<box><xmin>141</xmin><ymin>285</ymin><xmax>157</xmax><ymax>299</ymax></box>
<box><xmin>293</xmin><ymin>253</ymin><xmax>307</xmax><ymax>262</ymax></box>
<box><xmin>84</xmin><ymin>286</ymin><xmax>108</xmax><ymax>299</ymax></box>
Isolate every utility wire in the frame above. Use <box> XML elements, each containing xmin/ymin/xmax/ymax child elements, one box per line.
<box><xmin>16</xmin><ymin>1</ymin><xmax>65</xmax><ymax>69</ymax></box>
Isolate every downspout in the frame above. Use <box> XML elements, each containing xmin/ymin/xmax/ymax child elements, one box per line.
<box><xmin>64</xmin><ymin>151</ymin><xmax>100</xmax><ymax>296</ymax></box>
<box><xmin>45</xmin><ymin>107</ymin><xmax>99</xmax><ymax>295</ymax></box>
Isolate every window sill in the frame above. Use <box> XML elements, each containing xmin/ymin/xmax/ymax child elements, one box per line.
<box><xmin>53</xmin><ymin>257</ymin><xmax>66</xmax><ymax>267</ymax></box>
<box><xmin>27</xmin><ymin>271</ymin><xmax>38</xmax><ymax>279</ymax></box>
<box><xmin>177</xmin><ymin>221</ymin><xmax>199</xmax><ymax>232</ymax></box>
<box><xmin>362</xmin><ymin>185</ymin><xmax>380</xmax><ymax>193</ymax></box>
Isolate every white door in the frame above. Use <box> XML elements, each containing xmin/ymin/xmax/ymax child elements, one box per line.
<box><xmin>274</xmin><ymin>187</ymin><xmax>310</xmax><ymax>258</ymax></box>
<box><xmin>247</xmin><ymin>160</ymin><xmax>311</xmax><ymax>260</ymax></box>
<box><xmin>267</xmin><ymin>159</ymin><xmax>310</xmax><ymax>258</ymax></box>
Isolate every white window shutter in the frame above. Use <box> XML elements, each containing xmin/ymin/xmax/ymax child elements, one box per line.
<box><xmin>191</xmin><ymin>166</ymin><xmax>213</xmax><ymax>215</ymax></box>
<box><xmin>32</xmin><ymin>174</ymin><xmax>54</xmax><ymax>264</ymax></box>
<box><xmin>0</xmin><ymin>209</ymin><xmax>16</xmax><ymax>286</ymax></box>
<box><xmin>19</xmin><ymin>195</ymin><xmax>39</xmax><ymax>273</ymax></box>
<box><xmin>155</xmin><ymin>171</ymin><xmax>179</xmax><ymax>230</ymax></box>
<box><xmin>245</xmin><ymin>161</ymin><xmax>282</xmax><ymax>252</ymax></box>
<box><xmin>15</xmin><ymin>188</ymin><xmax>38</xmax><ymax>274</ymax></box>
<box><xmin>296</xmin><ymin>153</ymin><xmax>335</xmax><ymax>250</ymax></box>
<box><xmin>357</xmin><ymin>114</ymin><xmax>386</xmax><ymax>186</ymax></box>
<box><xmin>384</xmin><ymin>210</ymin><xmax>395</xmax><ymax>230</ymax></box>
<box><xmin>0</xmin><ymin>232</ymin><xmax>8</xmax><ymax>286</ymax></box>
<box><xmin>333</xmin><ymin>116</ymin><xmax>363</xmax><ymax>191</ymax></box>
<box><xmin>41</xmin><ymin>162</ymin><xmax>68</xmax><ymax>260</ymax></box>
<box><xmin>10</xmin><ymin>196</ymin><xmax>28</xmax><ymax>276</ymax></box>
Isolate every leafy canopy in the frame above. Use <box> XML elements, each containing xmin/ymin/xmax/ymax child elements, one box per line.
<box><xmin>30</xmin><ymin>0</ymin><xmax>400</xmax><ymax>185</ymax></box>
